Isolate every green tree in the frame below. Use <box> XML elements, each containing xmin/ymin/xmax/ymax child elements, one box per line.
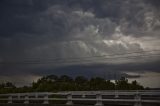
<box><xmin>89</xmin><ymin>77</ymin><xmax>107</xmax><ymax>90</ymax></box>
<box><xmin>105</xmin><ymin>80</ymin><xmax>115</xmax><ymax>90</ymax></box>
<box><xmin>75</xmin><ymin>76</ymin><xmax>89</xmax><ymax>90</ymax></box>
<box><xmin>115</xmin><ymin>77</ymin><xmax>130</xmax><ymax>90</ymax></box>
<box><xmin>130</xmin><ymin>80</ymin><xmax>144</xmax><ymax>90</ymax></box>
<box><xmin>59</xmin><ymin>75</ymin><xmax>73</xmax><ymax>82</ymax></box>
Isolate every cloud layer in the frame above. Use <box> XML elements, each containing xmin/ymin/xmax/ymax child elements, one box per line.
<box><xmin>0</xmin><ymin>0</ymin><xmax>160</xmax><ymax>86</ymax></box>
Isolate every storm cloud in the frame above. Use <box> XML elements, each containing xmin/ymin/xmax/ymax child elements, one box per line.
<box><xmin>0</xmin><ymin>0</ymin><xmax>160</xmax><ymax>86</ymax></box>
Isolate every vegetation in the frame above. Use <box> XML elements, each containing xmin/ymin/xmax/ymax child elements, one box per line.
<box><xmin>0</xmin><ymin>75</ymin><xmax>145</xmax><ymax>94</ymax></box>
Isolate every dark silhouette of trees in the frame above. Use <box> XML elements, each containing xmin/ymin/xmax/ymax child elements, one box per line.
<box><xmin>0</xmin><ymin>82</ymin><xmax>16</xmax><ymax>93</ymax></box>
<box><xmin>115</xmin><ymin>77</ymin><xmax>144</xmax><ymax>90</ymax></box>
<box><xmin>90</xmin><ymin>77</ymin><xmax>107</xmax><ymax>90</ymax></box>
<box><xmin>31</xmin><ymin>75</ymin><xmax>144</xmax><ymax>91</ymax></box>
<box><xmin>75</xmin><ymin>76</ymin><xmax>89</xmax><ymax>91</ymax></box>
<box><xmin>130</xmin><ymin>80</ymin><xmax>144</xmax><ymax>90</ymax></box>
<box><xmin>115</xmin><ymin>77</ymin><xmax>130</xmax><ymax>90</ymax></box>
<box><xmin>0</xmin><ymin>75</ymin><xmax>145</xmax><ymax>94</ymax></box>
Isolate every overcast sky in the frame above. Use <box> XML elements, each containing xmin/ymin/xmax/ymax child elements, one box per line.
<box><xmin>0</xmin><ymin>0</ymin><xmax>160</xmax><ymax>87</ymax></box>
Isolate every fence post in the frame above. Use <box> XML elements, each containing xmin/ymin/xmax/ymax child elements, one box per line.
<box><xmin>35</xmin><ymin>93</ymin><xmax>38</xmax><ymax>98</ymax></box>
<box><xmin>43</xmin><ymin>94</ymin><xmax>49</xmax><ymax>104</ymax></box>
<box><xmin>18</xmin><ymin>93</ymin><xmax>20</xmax><ymax>99</ymax></box>
<box><xmin>66</xmin><ymin>93</ymin><xmax>73</xmax><ymax>105</ymax></box>
<box><xmin>24</xmin><ymin>95</ymin><xmax>29</xmax><ymax>104</ymax></box>
<box><xmin>8</xmin><ymin>95</ymin><xmax>12</xmax><ymax>104</ymax></box>
<box><xmin>95</xmin><ymin>93</ymin><xmax>103</xmax><ymax>106</ymax></box>
<box><xmin>134</xmin><ymin>91</ymin><xmax>141</xmax><ymax>106</ymax></box>
<box><xmin>115</xmin><ymin>90</ymin><xmax>119</xmax><ymax>98</ymax></box>
<box><xmin>82</xmin><ymin>94</ymin><xmax>86</xmax><ymax>98</ymax></box>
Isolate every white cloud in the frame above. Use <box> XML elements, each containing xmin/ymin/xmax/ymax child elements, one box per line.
<box><xmin>73</xmin><ymin>10</ymin><xmax>95</xmax><ymax>18</ymax></box>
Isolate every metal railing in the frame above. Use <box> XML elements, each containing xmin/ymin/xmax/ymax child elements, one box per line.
<box><xmin>0</xmin><ymin>90</ymin><xmax>160</xmax><ymax>106</ymax></box>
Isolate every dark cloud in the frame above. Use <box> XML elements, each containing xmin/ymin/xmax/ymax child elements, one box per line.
<box><xmin>0</xmin><ymin>0</ymin><xmax>160</xmax><ymax>86</ymax></box>
<box><xmin>145</xmin><ymin>0</ymin><xmax>160</xmax><ymax>9</ymax></box>
<box><xmin>40</xmin><ymin>60</ymin><xmax>160</xmax><ymax>76</ymax></box>
<box><xmin>0</xmin><ymin>0</ymin><xmax>159</xmax><ymax>37</ymax></box>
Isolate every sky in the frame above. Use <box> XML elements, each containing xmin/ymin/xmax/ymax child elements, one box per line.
<box><xmin>0</xmin><ymin>0</ymin><xmax>160</xmax><ymax>87</ymax></box>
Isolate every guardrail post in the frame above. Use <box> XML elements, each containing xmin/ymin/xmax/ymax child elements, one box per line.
<box><xmin>95</xmin><ymin>93</ymin><xmax>103</xmax><ymax>106</ymax></box>
<box><xmin>35</xmin><ymin>93</ymin><xmax>38</xmax><ymax>98</ymax></box>
<box><xmin>18</xmin><ymin>93</ymin><xmax>20</xmax><ymax>99</ymax></box>
<box><xmin>24</xmin><ymin>95</ymin><xmax>29</xmax><ymax>104</ymax></box>
<box><xmin>66</xmin><ymin>93</ymin><xmax>73</xmax><ymax>105</ymax></box>
<box><xmin>82</xmin><ymin>94</ymin><xmax>86</xmax><ymax>98</ymax></box>
<box><xmin>115</xmin><ymin>91</ymin><xmax>119</xmax><ymax>98</ymax></box>
<box><xmin>43</xmin><ymin>94</ymin><xmax>49</xmax><ymax>104</ymax></box>
<box><xmin>134</xmin><ymin>92</ymin><xmax>141</xmax><ymax>106</ymax></box>
<box><xmin>8</xmin><ymin>96</ymin><xmax>12</xmax><ymax>104</ymax></box>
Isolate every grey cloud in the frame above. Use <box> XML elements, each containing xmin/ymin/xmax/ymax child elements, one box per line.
<box><xmin>0</xmin><ymin>0</ymin><xmax>159</xmax><ymax>38</ymax></box>
<box><xmin>145</xmin><ymin>0</ymin><xmax>160</xmax><ymax>9</ymax></box>
<box><xmin>0</xmin><ymin>0</ymin><xmax>160</xmax><ymax>86</ymax></box>
<box><xmin>0</xmin><ymin>0</ymin><xmax>159</xmax><ymax>57</ymax></box>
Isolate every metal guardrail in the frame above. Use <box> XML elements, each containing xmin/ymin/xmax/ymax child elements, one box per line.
<box><xmin>0</xmin><ymin>90</ymin><xmax>160</xmax><ymax>106</ymax></box>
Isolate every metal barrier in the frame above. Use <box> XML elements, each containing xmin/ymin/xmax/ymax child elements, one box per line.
<box><xmin>0</xmin><ymin>90</ymin><xmax>160</xmax><ymax>106</ymax></box>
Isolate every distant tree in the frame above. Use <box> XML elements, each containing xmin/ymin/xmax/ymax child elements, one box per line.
<box><xmin>0</xmin><ymin>75</ymin><xmax>145</xmax><ymax>94</ymax></box>
<box><xmin>130</xmin><ymin>80</ymin><xmax>144</xmax><ymax>90</ymax></box>
<box><xmin>115</xmin><ymin>77</ymin><xmax>130</xmax><ymax>90</ymax></box>
<box><xmin>46</xmin><ymin>75</ymin><xmax>58</xmax><ymax>82</ymax></box>
<box><xmin>75</xmin><ymin>76</ymin><xmax>88</xmax><ymax>84</ymax></box>
<box><xmin>0</xmin><ymin>82</ymin><xmax>16</xmax><ymax>93</ymax></box>
<box><xmin>75</xmin><ymin>76</ymin><xmax>89</xmax><ymax>90</ymax></box>
<box><xmin>59</xmin><ymin>75</ymin><xmax>73</xmax><ymax>82</ymax></box>
<box><xmin>5</xmin><ymin>82</ymin><xmax>16</xmax><ymax>88</ymax></box>
<box><xmin>0</xmin><ymin>83</ymin><xmax>5</xmax><ymax>88</ymax></box>
<box><xmin>105</xmin><ymin>80</ymin><xmax>115</xmax><ymax>90</ymax></box>
<box><xmin>89</xmin><ymin>77</ymin><xmax>107</xmax><ymax>90</ymax></box>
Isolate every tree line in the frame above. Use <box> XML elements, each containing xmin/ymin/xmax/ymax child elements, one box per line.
<box><xmin>0</xmin><ymin>75</ymin><xmax>145</xmax><ymax>94</ymax></box>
